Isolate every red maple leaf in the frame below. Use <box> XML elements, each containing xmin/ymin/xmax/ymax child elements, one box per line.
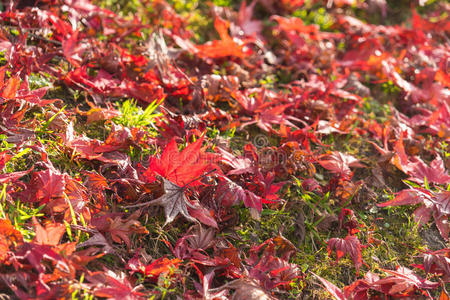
<box><xmin>216</xmin><ymin>176</ymin><xmax>263</xmax><ymax>213</ymax></box>
<box><xmin>27</xmin><ymin>168</ymin><xmax>67</xmax><ymax>204</ymax></box>
<box><xmin>144</xmin><ymin>136</ymin><xmax>215</xmax><ymax>187</ymax></box>
<box><xmin>241</xmin><ymin>104</ymin><xmax>300</xmax><ymax>133</ymax></box>
<box><xmin>0</xmin><ymin>218</ymin><xmax>23</xmax><ymax>262</ymax></box>
<box><xmin>140</xmin><ymin>137</ymin><xmax>218</xmax><ymax>226</ymax></box>
<box><xmin>0</xmin><ymin>75</ymin><xmax>20</xmax><ymax>99</ymax></box>
<box><xmin>327</xmin><ymin>235</ymin><xmax>363</xmax><ymax>275</ymax></box>
<box><xmin>408</xmin><ymin>156</ymin><xmax>450</xmax><ymax>185</ymax></box>
<box><xmin>91</xmin><ymin>211</ymin><xmax>148</xmax><ymax>248</ymax></box>
<box><xmin>62</xmin><ymin>30</ymin><xmax>88</xmax><ymax>68</ymax></box>
<box><xmin>87</xmin><ymin>270</ymin><xmax>146</xmax><ymax>299</ymax></box>
<box><xmin>0</xmin><ymin>168</ymin><xmax>33</xmax><ymax>184</ymax></box>
<box><xmin>195</xmin><ymin>17</ymin><xmax>250</xmax><ymax>59</ymax></box>
<box><xmin>374</xmin><ymin>266</ymin><xmax>439</xmax><ymax>296</ymax></box>
<box><xmin>246</xmin><ymin>236</ymin><xmax>299</xmax><ymax>290</ymax></box>
<box><xmin>314</xmin><ymin>266</ymin><xmax>439</xmax><ymax>299</ymax></box>
<box><xmin>237</xmin><ymin>0</ymin><xmax>262</xmax><ymax>37</ymax></box>
<box><xmin>413</xmin><ymin>248</ymin><xmax>450</xmax><ymax>282</ymax></box>
<box><xmin>216</xmin><ymin>147</ymin><xmax>254</xmax><ymax>176</ymax></box>
<box><xmin>311</xmin><ymin>273</ymin><xmax>345</xmax><ymax>300</ymax></box>
<box><xmin>140</xmin><ymin>257</ymin><xmax>181</xmax><ymax>282</ymax></box>
<box><xmin>378</xmin><ymin>189</ymin><xmax>449</xmax><ymax>240</ymax></box>
<box><xmin>318</xmin><ymin>151</ymin><xmax>364</xmax><ymax>177</ymax></box>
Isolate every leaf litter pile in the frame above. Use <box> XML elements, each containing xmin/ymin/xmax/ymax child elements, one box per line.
<box><xmin>0</xmin><ymin>0</ymin><xmax>449</xmax><ymax>299</ymax></box>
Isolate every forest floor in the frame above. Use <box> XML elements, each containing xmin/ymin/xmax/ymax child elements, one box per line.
<box><xmin>0</xmin><ymin>0</ymin><xmax>449</xmax><ymax>299</ymax></box>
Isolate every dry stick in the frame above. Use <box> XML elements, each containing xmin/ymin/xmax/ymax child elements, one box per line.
<box><xmin>122</xmin><ymin>168</ymin><xmax>217</xmax><ymax>209</ymax></box>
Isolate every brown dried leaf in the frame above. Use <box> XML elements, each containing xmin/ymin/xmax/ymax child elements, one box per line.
<box><xmin>148</xmin><ymin>178</ymin><xmax>197</xmax><ymax>225</ymax></box>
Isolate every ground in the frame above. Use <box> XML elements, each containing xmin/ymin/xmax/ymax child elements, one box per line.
<box><xmin>0</xmin><ymin>0</ymin><xmax>449</xmax><ymax>299</ymax></box>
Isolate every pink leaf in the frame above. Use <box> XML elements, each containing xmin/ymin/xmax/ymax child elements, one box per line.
<box><xmin>318</xmin><ymin>151</ymin><xmax>364</xmax><ymax>177</ymax></box>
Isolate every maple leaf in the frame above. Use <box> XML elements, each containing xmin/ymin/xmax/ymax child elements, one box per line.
<box><xmin>62</xmin><ymin>123</ymin><xmax>104</xmax><ymax>161</ymax></box>
<box><xmin>0</xmin><ymin>168</ymin><xmax>33</xmax><ymax>184</ymax></box>
<box><xmin>245</xmin><ymin>235</ymin><xmax>299</xmax><ymax>290</ymax></box>
<box><xmin>83</xmin><ymin>171</ymin><xmax>109</xmax><ymax>206</ymax></box>
<box><xmin>314</xmin><ymin>266</ymin><xmax>440</xmax><ymax>299</ymax></box>
<box><xmin>62</xmin><ymin>30</ymin><xmax>88</xmax><ymax>68</ymax></box>
<box><xmin>240</xmin><ymin>104</ymin><xmax>300</xmax><ymax>133</ymax></box>
<box><xmin>32</xmin><ymin>217</ymin><xmax>66</xmax><ymax>247</ymax></box>
<box><xmin>216</xmin><ymin>176</ymin><xmax>263</xmax><ymax>214</ymax></box>
<box><xmin>15</xmin><ymin>243</ymin><xmax>68</xmax><ymax>274</ymax></box>
<box><xmin>216</xmin><ymin>147</ymin><xmax>254</xmax><ymax>175</ymax></box>
<box><xmin>238</xmin><ymin>0</ymin><xmax>263</xmax><ymax>37</ymax></box>
<box><xmin>381</xmin><ymin>59</ymin><xmax>428</xmax><ymax>102</ymax></box>
<box><xmin>105</xmin><ymin>215</ymin><xmax>148</xmax><ymax>248</ymax></box>
<box><xmin>313</xmin><ymin>271</ymin><xmax>380</xmax><ymax>300</ymax></box>
<box><xmin>62</xmin><ymin>122</ymin><xmax>134</xmax><ymax>165</ymax></box>
<box><xmin>29</xmin><ymin>168</ymin><xmax>67</xmax><ymax>204</ymax></box>
<box><xmin>343</xmin><ymin>272</ymin><xmax>380</xmax><ymax>300</ymax></box>
<box><xmin>94</xmin><ymin>123</ymin><xmax>135</xmax><ymax>153</ymax></box>
<box><xmin>378</xmin><ymin>189</ymin><xmax>449</xmax><ymax>240</ymax></box>
<box><xmin>190</xmin><ymin>269</ymin><xmax>229</xmax><ymax>299</ymax></box>
<box><xmin>408</xmin><ymin>156</ymin><xmax>450</xmax><ymax>185</ymax></box>
<box><xmin>141</xmin><ymin>137</ymin><xmax>219</xmax><ymax>224</ymax></box>
<box><xmin>147</xmin><ymin>178</ymin><xmax>198</xmax><ymax>226</ymax></box>
<box><xmin>185</xmin><ymin>225</ymin><xmax>216</xmax><ymax>250</ymax></box>
<box><xmin>195</xmin><ymin>17</ymin><xmax>249</xmax><ymax>59</ymax></box>
<box><xmin>311</xmin><ymin>272</ymin><xmax>345</xmax><ymax>300</ymax></box>
<box><xmin>140</xmin><ymin>257</ymin><xmax>181</xmax><ymax>282</ymax></box>
<box><xmin>144</xmin><ymin>136</ymin><xmax>216</xmax><ymax>187</ymax></box>
<box><xmin>0</xmin><ymin>218</ymin><xmax>23</xmax><ymax>262</ymax></box>
<box><xmin>339</xmin><ymin>208</ymin><xmax>363</xmax><ymax>235</ymax></box>
<box><xmin>216</xmin><ymin>177</ymin><xmax>247</xmax><ymax>207</ymax></box>
<box><xmin>76</xmin><ymin>231</ymin><xmax>115</xmax><ymax>254</ymax></box>
<box><xmin>272</xmin><ymin>15</ymin><xmax>318</xmax><ymax>36</ymax></box>
<box><xmin>318</xmin><ymin>151</ymin><xmax>364</xmax><ymax>177</ymax></box>
<box><xmin>91</xmin><ymin>211</ymin><xmax>148</xmax><ymax>248</ymax></box>
<box><xmin>327</xmin><ymin>235</ymin><xmax>363</xmax><ymax>274</ymax></box>
<box><xmin>374</xmin><ymin>266</ymin><xmax>439</xmax><ymax>296</ymax></box>
<box><xmin>413</xmin><ymin>248</ymin><xmax>450</xmax><ymax>282</ymax></box>
<box><xmin>87</xmin><ymin>269</ymin><xmax>146</xmax><ymax>300</ymax></box>
<box><xmin>249</xmin><ymin>255</ymin><xmax>300</xmax><ymax>290</ymax></box>
<box><xmin>0</xmin><ymin>75</ymin><xmax>20</xmax><ymax>99</ymax></box>
<box><xmin>257</xmin><ymin>171</ymin><xmax>286</xmax><ymax>204</ymax></box>
<box><xmin>187</xmin><ymin>204</ymin><xmax>218</xmax><ymax>228</ymax></box>
<box><xmin>210</xmin><ymin>279</ymin><xmax>273</xmax><ymax>300</ymax></box>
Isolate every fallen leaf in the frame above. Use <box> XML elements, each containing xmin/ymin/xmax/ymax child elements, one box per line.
<box><xmin>32</xmin><ymin>217</ymin><xmax>66</xmax><ymax>246</ymax></box>
<box><xmin>148</xmin><ymin>178</ymin><xmax>198</xmax><ymax>225</ymax></box>
<box><xmin>0</xmin><ymin>218</ymin><xmax>23</xmax><ymax>261</ymax></box>
<box><xmin>318</xmin><ymin>151</ymin><xmax>364</xmax><ymax>177</ymax></box>
<box><xmin>327</xmin><ymin>235</ymin><xmax>363</xmax><ymax>275</ymax></box>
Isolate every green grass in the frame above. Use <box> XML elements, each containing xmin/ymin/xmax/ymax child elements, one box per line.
<box><xmin>114</xmin><ymin>99</ymin><xmax>162</xmax><ymax>129</ymax></box>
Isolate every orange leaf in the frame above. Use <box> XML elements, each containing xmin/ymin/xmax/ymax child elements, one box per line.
<box><xmin>1</xmin><ymin>76</ymin><xmax>20</xmax><ymax>99</ymax></box>
<box><xmin>143</xmin><ymin>257</ymin><xmax>181</xmax><ymax>280</ymax></box>
<box><xmin>32</xmin><ymin>217</ymin><xmax>66</xmax><ymax>246</ymax></box>
<box><xmin>0</xmin><ymin>218</ymin><xmax>23</xmax><ymax>261</ymax></box>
